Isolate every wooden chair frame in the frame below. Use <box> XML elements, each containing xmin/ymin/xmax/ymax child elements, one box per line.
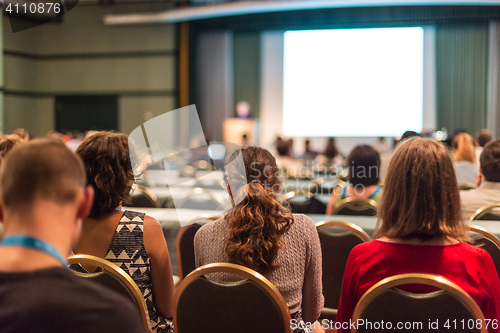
<box><xmin>176</xmin><ymin>215</ymin><xmax>220</xmax><ymax>280</ymax></box>
<box><xmin>333</xmin><ymin>197</ymin><xmax>378</xmax><ymax>215</ymax></box>
<box><xmin>471</xmin><ymin>203</ymin><xmax>500</xmax><ymax>221</ymax></box>
<box><xmin>173</xmin><ymin>263</ymin><xmax>292</xmax><ymax>333</ymax></box>
<box><xmin>316</xmin><ymin>220</ymin><xmax>372</xmax><ymax>242</ymax></box>
<box><xmin>468</xmin><ymin>225</ymin><xmax>500</xmax><ymax>250</ymax></box>
<box><xmin>67</xmin><ymin>254</ymin><xmax>151</xmax><ymax>333</ymax></box>
<box><xmin>352</xmin><ymin>273</ymin><xmax>487</xmax><ymax>333</ymax></box>
<box><xmin>129</xmin><ymin>184</ymin><xmax>160</xmax><ymax>208</ymax></box>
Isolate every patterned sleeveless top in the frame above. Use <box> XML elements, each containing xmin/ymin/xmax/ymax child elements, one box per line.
<box><xmin>74</xmin><ymin>210</ymin><xmax>174</xmax><ymax>333</ymax></box>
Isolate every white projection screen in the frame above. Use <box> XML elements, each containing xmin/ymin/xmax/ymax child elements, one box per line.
<box><xmin>282</xmin><ymin>27</ymin><xmax>424</xmax><ymax>137</ymax></box>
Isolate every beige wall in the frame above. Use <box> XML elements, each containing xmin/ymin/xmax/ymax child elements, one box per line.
<box><xmin>3</xmin><ymin>4</ymin><xmax>177</xmax><ymax>137</ymax></box>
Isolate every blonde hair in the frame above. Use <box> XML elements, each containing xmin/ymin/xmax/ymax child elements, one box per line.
<box><xmin>453</xmin><ymin>133</ymin><xmax>476</xmax><ymax>164</ymax></box>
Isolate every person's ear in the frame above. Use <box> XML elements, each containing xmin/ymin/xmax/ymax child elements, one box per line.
<box><xmin>77</xmin><ymin>186</ymin><xmax>94</xmax><ymax>220</ymax></box>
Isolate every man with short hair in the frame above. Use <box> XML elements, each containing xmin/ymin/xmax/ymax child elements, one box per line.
<box><xmin>0</xmin><ymin>139</ymin><xmax>143</xmax><ymax>333</ymax></box>
<box><xmin>475</xmin><ymin>129</ymin><xmax>492</xmax><ymax>165</ymax></box>
<box><xmin>461</xmin><ymin>139</ymin><xmax>500</xmax><ymax>219</ymax></box>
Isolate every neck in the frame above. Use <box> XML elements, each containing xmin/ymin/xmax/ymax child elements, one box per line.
<box><xmin>0</xmin><ymin>201</ymin><xmax>78</xmax><ymax>271</ymax></box>
<box><xmin>378</xmin><ymin>236</ymin><xmax>459</xmax><ymax>246</ymax></box>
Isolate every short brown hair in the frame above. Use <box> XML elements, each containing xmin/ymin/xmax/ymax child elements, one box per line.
<box><xmin>0</xmin><ymin>135</ymin><xmax>24</xmax><ymax>161</ymax></box>
<box><xmin>477</xmin><ymin>129</ymin><xmax>492</xmax><ymax>148</ymax></box>
<box><xmin>480</xmin><ymin>140</ymin><xmax>500</xmax><ymax>182</ymax></box>
<box><xmin>375</xmin><ymin>137</ymin><xmax>467</xmax><ymax>241</ymax></box>
<box><xmin>0</xmin><ymin>139</ymin><xmax>86</xmax><ymax>209</ymax></box>
<box><xmin>76</xmin><ymin>132</ymin><xmax>134</xmax><ymax>219</ymax></box>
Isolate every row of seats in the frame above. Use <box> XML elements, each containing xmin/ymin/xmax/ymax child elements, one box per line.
<box><xmin>69</xmin><ymin>217</ymin><xmax>499</xmax><ymax>333</ymax></box>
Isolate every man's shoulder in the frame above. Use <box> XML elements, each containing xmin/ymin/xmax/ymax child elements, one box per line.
<box><xmin>0</xmin><ymin>267</ymin><xmax>144</xmax><ymax>333</ymax></box>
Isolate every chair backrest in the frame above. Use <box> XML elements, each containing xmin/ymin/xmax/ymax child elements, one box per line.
<box><xmin>178</xmin><ymin>188</ymin><xmax>224</xmax><ymax>210</ymax></box>
<box><xmin>333</xmin><ymin>197</ymin><xmax>378</xmax><ymax>216</ymax></box>
<box><xmin>176</xmin><ymin>216</ymin><xmax>220</xmax><ymax>280</ymax></box>
<box><xmin>459</xmin><ymin>183</ymin><xmax>477</xmax><ymax>191</ymax></box>
<box><xmin>174</xmin><ymin>263</ymin><xmax>292</xmax><ymax>333</ymax></box>
<box><xmin>352</xmin><ymin>274</ymin><xmax>487</xmax><ymax>333</ymax></box>
<box><xmin>126</xmin><ymin>185</ymin><xmax>160</xmax><ymax>208</ymax></box>
<box><xmin>316</xmin><ymin>221</ymin><xmax>371</xmax><ymax>310</ymax></box>
<box><xmin>468</xmin><ymin>225</ymin><xmax>500</xmax><ymax>278</ymax></box>
<box><xmin>471</xmin><ymin>203</ymin><xmax>500</xmax><ymax>221</ymax></box>
<box><xmin>67</xmin><ymin>254</ymin><xmax>151</xmax><ymax>332</ymax></box>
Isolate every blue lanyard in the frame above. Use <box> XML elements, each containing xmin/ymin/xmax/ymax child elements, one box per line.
<box><xmin>0</xmin><ymin>236</ymin><xmax>67</xmax><ymax>266</ymax></box>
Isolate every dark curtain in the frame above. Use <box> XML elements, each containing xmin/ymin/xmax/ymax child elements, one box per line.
<box><xmin>435</xmin><ymin>23</ymin><xmax>489</xmax><ymax>136</ymax></box>
<box><xmin>233</xmin><ymin>32</ymin><xmax>261</xmax><ymax>118</ymax></box>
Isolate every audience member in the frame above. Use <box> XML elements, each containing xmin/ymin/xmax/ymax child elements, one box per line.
<box><xmin>453</xmin><ymin>133</ymin><xmax>479</xmax><ymax>185</ymax></box>
<box><xmin>336</xmin><ymin>138</ymin><xmax>500</xmax><ymax>332</ymax></box>
<box><xmin>72</xmin><ymin>132</ymin><xmax>175</xmax><ymax>333</ymax></box>
<box><xmin>13</xmin><ymin>128</ymin><xmax>29</xmax><ymax>142</ymax></box>
<box><xmin>476</xmin><ymin>129</ymin><xmax>492</xmax><ymax>165</ymax></box>
<box><xmin>323</xmin><ymin>137</ymin><xmax>338</xmax><ymax>160</ymax></box>
<box><xmin>461</xmin><ymin>140</ymin><xmax>500</xmax><ymax>219</ymax></box>
<box><xmin>194</xmin><ymin>146</ymin><xmax>324</xmax><ymax>333</ymax></box>
<box><xmin>287</xmin><ymin>138</ymin><xmax>296</xmax><ymax>158</ymax></box>
<box><xmin>0</xmin><ymin>139</ymin><xmax>143</xmax><ymax>333</ymax></box>
<box><xmin>301</xmin><ymin>139</ymin><xmax>318</xmax><ymax>160</ymax></box>
<box><xmin>276</xmin><ymin>136</ymin><xmax>288</xmax><ymax>156</ymax></box>
<box><xmin>0</xmin><ymin>135</ymin><xmax>24</xmax><ymax>162</ymax></box>
<box><xmin>66</xmin><ymin>130</ymin><xmax>84</xmax><ymax>151</ymax></box>
<box><xmin>400</xmin><ymin>130</ymin><xmax>419</xmax><ymax>142</ymax></box>
<box><xmin>326</xmin><ymin>145</ymin><xmax>381</xmax><ymax>215</ymax></box>
<box><xmin>45</xmin><ymin>130</ymin><xmax>64</xmax><ymax>141</ymax></box>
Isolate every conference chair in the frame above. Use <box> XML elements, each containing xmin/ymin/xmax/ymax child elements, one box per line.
<box><xmin>67</xmin><ymin>254</ymin><xmax>151</xmax><ymax>333</ymax></box>
<box><xmin>173</xmin><ymin>263</ymin><xmax>292</xmax><ymax>333</ymax></box>
<box><xmin>468</xmin><ymin>225</ymin><xmax>500</xmax><ymax>278</ymax></box>
<box><xmin>333</xmin><ymin>197</ymin><xmax>378</xmax><ymax>216</ymax></box>
<box><xmin>459</xmin><ymin>183</ymin><xmax>477</xmax><ymax>191</ymax></box>
<box><xmin>310</xmin><ymin>177</ymin><xmax>345</xmax><ymax>195</ymax></box>
<box><xmin>176</xmin><ymin>215</ymin><xmax>220</xmax><ymax>280</ymax></box>
<box><xmin>352</xmin><ymin>274</ymin><xmax>487</xmax><ymax>333</ymax></box>
<box><xmin>471</xmin><ymin>203</ymin><xmax>500</xmax><ymax>221</ymax></box>
<box><xmin>316</xmin><ymin>221</ymin><xmax>371</xmax><ymax>322</ymax></box>
<box><xmin>177</xmin><ymin>188</ymin><xmax>224</xmax><ymax>210</ymax></box>
<box><xmin>126</xmin><ymin>184</ymin><xmax>160</xmax><ymax>208</ymax></box>
<box><xmin>284</xmin><ymin>191</ymin><xmax>327</xmax><ymax>214</ymax></box>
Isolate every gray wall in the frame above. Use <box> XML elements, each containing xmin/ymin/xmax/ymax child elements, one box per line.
<box><xmin>2</xmin><ymin>5</ymin><xmax>177</xmax><ymax>137</ymax></box>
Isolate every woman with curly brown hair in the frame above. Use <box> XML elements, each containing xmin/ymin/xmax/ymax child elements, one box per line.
<box><xmin>72</xmin><ymin>132</ymin><xmax>175</xmax><ymax>333</ymax></box>
<box><xmin>194</xmin><ymin>146</ymin><xmax>324</xmax><ymax>333</ymax></box>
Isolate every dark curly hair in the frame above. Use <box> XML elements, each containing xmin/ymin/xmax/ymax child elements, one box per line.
<box><xmin>76</xmin><ymin>131</ymin><xmax>135</xmax><ymax>219</ymax></box>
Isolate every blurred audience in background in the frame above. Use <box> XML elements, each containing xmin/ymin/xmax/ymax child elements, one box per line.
<box><xmin>453</xmin><ymin>133</ymin><xmax>479</xmax><ymax>185</ymax></box>
<box><xmin>461</xmin><ymin>140</ymin><xmax>500</xmax><ymax>219</ymax></box>
<box><xmin>476</xmin><ymin>129</ymin><xmax>492</xmax><ymax>165</ymax></box>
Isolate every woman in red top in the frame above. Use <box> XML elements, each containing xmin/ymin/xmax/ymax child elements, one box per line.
<box><xmin>336</xmin><ymin>137</ymin><xmax>500</xmax><ymax>333</ymax></box>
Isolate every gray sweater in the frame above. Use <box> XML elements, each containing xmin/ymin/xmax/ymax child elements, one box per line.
<box><xmin>194</xmin><ymin>214</ymin><xmax>324</xmax><ymax>323</ymax></box>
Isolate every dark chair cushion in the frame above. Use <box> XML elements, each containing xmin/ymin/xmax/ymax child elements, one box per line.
<box><xmin>178</xmin><ymin>224</ymin><xmax>202</xmax><ymax>279</ymax></box>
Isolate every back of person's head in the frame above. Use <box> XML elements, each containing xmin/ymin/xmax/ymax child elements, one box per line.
<box><xmin>347</xmin><ymin>145</ymin><xmax>380</xmax><ymax>187</ymax></box>
<box><xmin>477</xmin><ymin>129</ymin><xmax>492</xmax><ymax>148</ymax></box>
<box><xmin>0</xmin><ymin>139</ymin><xmax>86</xmax><ymax>211</ymax></box>
<box><xmin>0</xmin><ymin>135</ymin><xmax>24</xmax><ymax>162</ymax></box>
<box><xmin>375</xmin><ymin>137</ymin><xmax>466</xmax><ymax>241</ymax></box>
<box><xmin>401</xmin><ymin>130</ymin><xmax>419</xmax><ymax>141</ymax></box>
<box><xmin>224</xmin><ymin>146</ymin><xmax>293</xmax><ymax>275</ymax></box>
<box><xmin>453</xmin><ymin>132</ymin><xmax>476</xmax><ymax>164</ymax></box>
<box><xmin>480</xmin><ymin>140</ymin><xmax>500</xmax><ymax>182</ymax></box>
<box><xmin>76</xmin><ymin>131</ymin><xmax>134</xmax><ymax>219</ymax></box>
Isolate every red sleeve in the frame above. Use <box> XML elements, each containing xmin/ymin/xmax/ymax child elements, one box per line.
<box><xmin>336</xmin><ymin>245</ymin><xmax>362</xmax><ymax>333</ymax></box>
<box><xmin>477</xmin><ymin>250</ymin><xmax>500</xmax><ymax>333</ymax></box>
